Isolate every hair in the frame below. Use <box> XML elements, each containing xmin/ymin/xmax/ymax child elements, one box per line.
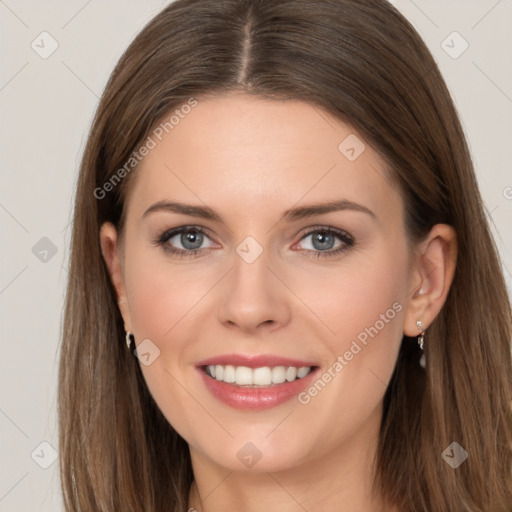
<box><xmin>58</xmin><ymin>0</ymin><xmax>512</xmax><ymax>510</ymax></box>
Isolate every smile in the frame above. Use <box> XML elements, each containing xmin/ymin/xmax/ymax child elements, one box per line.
<box><xmin>203</xmin><ymin>364</ymin><xmax>313</xmax><ymax>387</ymax></box>
<box><xmin>196</xmin><ymin>355</ymin><xmax>320</xmax><ymax>410</ymax></box>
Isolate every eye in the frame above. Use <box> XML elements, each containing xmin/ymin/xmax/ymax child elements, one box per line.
<box><xmin>155</xmin><ymin>226</ymin><xmax>218</xmax><ymax>258</ymax></box>
<box><xmin>293</xmin><ymin>227</ymin><xmax>355</xmax><ymax>258</ymax></box>
<box><xmin>154</xmin><ymin>225</ymin><xmax>355</xmax><ymax>260</ymax></box>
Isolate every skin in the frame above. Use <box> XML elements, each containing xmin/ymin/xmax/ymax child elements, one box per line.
<box><xmin>100</xmin><ymin>93</ymin><xmax>457</xmax><ymax>512</ymax></box>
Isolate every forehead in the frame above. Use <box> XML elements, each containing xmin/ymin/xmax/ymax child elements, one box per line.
<box><xmin>126</xmin><ymin>93</ymin><xmax>402</xmax><ymax>225</ymax></box>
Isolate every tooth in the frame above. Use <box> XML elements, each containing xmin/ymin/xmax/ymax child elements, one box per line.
<box><xmin>208</xmin><ymin>364</ymin><xmax>313</xmax><ymax>385</ymax></box>
<box><xmin>285</xmin><ymin>367</ymin><xmax>297</xmax><ymax>381</ymax></box>
<box><xmin>223</xmin><ymin>365</ymin><xmax>236</xmax><ymax>383</ymax></box>
<box><xmin>235</xmin><ymin>366</ymin><xmax>253</xmax><ymax>385</ymax></box>
<box><xmin>253</xmin><ymin>367</ymin><xmax>272</xmax><ymax>386</ymax></box>
<box><xmin>271</xmin><ymin>366</ymin><xmax>286</xmax><ymax>384</ymax></box>
<box><xmin>297</xmin><ymin>366</ymin><xmax>311</xmax><ymax>378</ymax></box>
<box><xmin>214</xmin><ymin>365</ymin><xmax>223</xmax><ymax>381</ymax></box>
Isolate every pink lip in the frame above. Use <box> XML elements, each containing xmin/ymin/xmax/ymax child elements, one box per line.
<box><xmin>197</xmin><ymin>367</ymin><xmax>320</xmax><ymax>410</ymax></box>
<box><xmin>195</xmin><ymin>354</ymin><xmax>317</xmax><ymax>369</ymax></box>
<box><xmin>195</xmin><ymin>354</ymin><xmax>320</xmax><ymax>410</ymax></box>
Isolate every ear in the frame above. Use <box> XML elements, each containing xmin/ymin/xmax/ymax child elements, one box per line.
<box><xmin>403</xmin><ymin>223</ymin><xmax>458</xmax><ymax>337</ymax></box>
<box><xmin>99</xmin><ymin>222</ymin><xmax>133</xmax><ymax>332</ymax></box>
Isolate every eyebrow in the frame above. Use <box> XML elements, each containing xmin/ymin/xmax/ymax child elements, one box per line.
<box><xmin>142</xmin><ymin>199</ymin><xmax>376</xmax><ymax>223</ymax></box>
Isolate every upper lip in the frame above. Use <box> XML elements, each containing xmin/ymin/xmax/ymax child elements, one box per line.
<box><xmin>195</xmin><ymin>354</ymin><xmax>318</xmax><ymax>369</ymax></box>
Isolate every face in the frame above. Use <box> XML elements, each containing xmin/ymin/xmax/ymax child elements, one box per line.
<box><xmin>102</xmin><ymin>93</ymin><xmax>417</xmax><ymax>473</ymax></box>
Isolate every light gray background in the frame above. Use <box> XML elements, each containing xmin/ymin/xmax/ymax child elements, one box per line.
<box><xmin>1</xmin><ymin>1</ymin><xmax>511</xmax><ymax>510</ymax></box>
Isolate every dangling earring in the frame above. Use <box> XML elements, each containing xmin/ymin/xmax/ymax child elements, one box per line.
<box><xmin>416</xmin><ymin>320</ymin><xmax>426</xmax><ymax>368</ymax></box>
<box><xmin>126</xmin><ymin>331</ymin><xmax>135</xmax><ymax>352</ymax></box>
<box><xmin>415</xmin><ymin>320</ymin><xmax>425</xmax><ymax>350</ymax></box>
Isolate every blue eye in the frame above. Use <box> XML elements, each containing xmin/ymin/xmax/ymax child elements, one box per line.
<box><xmin>156</xmin><ymin>226</ymin><xmax>215</xmax><ymax>258</ymax></box>
<box><xmin>155</xmin><ymin>225</ymin><xmax>355</xmax><ymax>259</ymax></box>
<box><xmin>295</xmin><ymin>227</ymin><xmax>355</xmax><ymax>258</ymax></box>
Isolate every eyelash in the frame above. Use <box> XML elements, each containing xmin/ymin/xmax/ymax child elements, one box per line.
<box><xmin>154</xmin><ymin>225</ymin><xmax>355</xmax><ymax>259</ymax></box>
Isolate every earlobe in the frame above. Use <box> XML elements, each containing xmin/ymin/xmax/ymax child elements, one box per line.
<box><xmin>403</xmin><ymin>224</ymin><xmax>458</xmax><ymax>337</ymax></box>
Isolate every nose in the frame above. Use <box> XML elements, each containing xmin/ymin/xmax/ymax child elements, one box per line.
<box><xmin>217</xmin><ymin>246</ymin><xmax>292</xmax><ymax>334</ymax></box>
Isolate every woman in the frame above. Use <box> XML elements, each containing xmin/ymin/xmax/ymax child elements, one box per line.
<box><xmin>58</xmin><ymin>0</ymin><xmax>512</xmax><ymax>510</ymax></box>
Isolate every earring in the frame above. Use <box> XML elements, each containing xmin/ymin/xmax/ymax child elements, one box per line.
<box><xmin>126</xmin><ymin>331</ymin><xmax>135</xmax><ymax>351</ymax></box>
<box><xmin>415</xmin><ymin>320</ymin><xmax>425</xmax><ymax>350</ymax></box>
<box><xmin>416</xmin><ymin>320</ymin><xmax>426</xmax><ymax>369</ymax></box>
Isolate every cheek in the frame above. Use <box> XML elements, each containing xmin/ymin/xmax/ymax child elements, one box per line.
<box><xmin>124</xmin><ymin>251</ymin><xmax>214</xmax><ymax>344</ymax></box>
<box><xmin>289</xmin><ymin>242</ymin><xmax>408</xmax><ymax>444</ymax></box>
<box><xmin>304</xmin><ymin>237</ymin><xmax>409</xmax><ymax>372</ymax></box>
<box><xmin>123</xmin><ymin>254</ymin><xmax>210</xmax><ymax>435</ymax></box>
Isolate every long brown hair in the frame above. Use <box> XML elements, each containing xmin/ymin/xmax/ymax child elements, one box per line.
<box><xmin>58</xmin><ymin>0</ymin><xmax>512</xmax><ymax>510</ymax></box>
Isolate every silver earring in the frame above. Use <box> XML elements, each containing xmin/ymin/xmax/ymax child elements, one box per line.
<box><xmin>415</xmin><ymin>320</ymin><xmax>425</xmax><ymax>350</ymax></box>
<box><xmin>126</xmin><ymin>331</ymin><xmax>134</xmax><ymax>351</ymax></box>
<box><xmin>416</xmin><ymin>320</ymin><xmax>426</xmax><ymax>369</ymax></box>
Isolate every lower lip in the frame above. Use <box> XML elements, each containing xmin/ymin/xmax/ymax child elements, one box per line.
<box><xmin>197</xmin><ymin>367</ymin><xmax>320</xmax><ymax>410</ymax></box>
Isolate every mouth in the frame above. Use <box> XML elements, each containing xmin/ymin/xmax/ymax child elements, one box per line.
<box><xmin>201</xmin><ymin>364</ymin><xmax>317</xmax><ymax>387</ymax></box>
<box><xmin>195</xmin><ymin>356</ymin><xmax>321</xmax><ymax>410</ymax></box>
